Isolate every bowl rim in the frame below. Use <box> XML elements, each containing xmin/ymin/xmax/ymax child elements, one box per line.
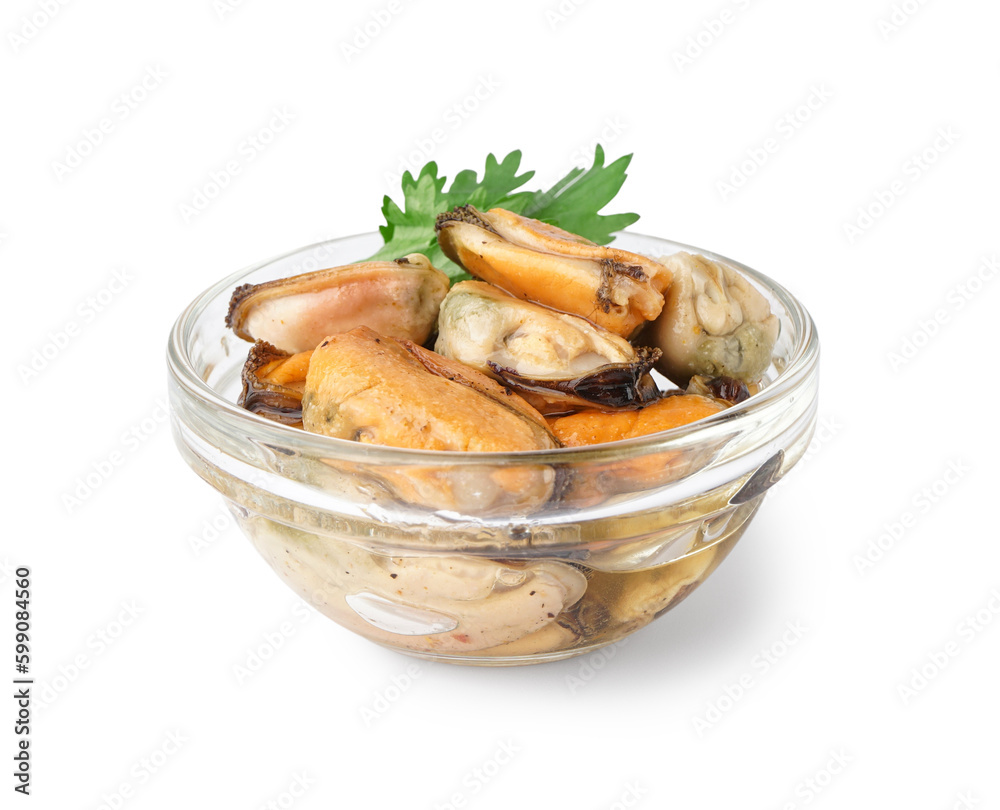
<box><xmin>167</xmin><ymin>230</ymin><xmax>819</xmax><ymax>465</ymax></box>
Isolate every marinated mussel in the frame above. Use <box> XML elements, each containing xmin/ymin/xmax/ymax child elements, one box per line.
<box><xmin>238</xmin><ymin>340</ymin><xmax>312</xmax><ymax>426</ymax></box>
<box><xmin>435</xmin><ymin>281</ymin><xmax>660</xmax><ymax>413</ymax></box>
<box><xmin>302</xmin><ymin>326</ymin><xmax>557</xmax><ymax>453</ymax></box>
<box><xmin>435</xmin><ymin>206</ymin><xmax>671</xmax><ymax>338</ymax></box>
<box><xmin>644</xmin><ymin>252</ymin><xmax>779</xmax><ymax>386</ymax></box>
<box><xmin>301</xmin><ymin>326</ymin><xmax>560</xmax><ymax>513</ymax></box>
<box><xmin>246</xmin><ymin>516</ymin><xmax>588</xmax><ymax>655</ymax></box>
<box><xmin>548</xmin><ymin>395</ymin><xmax>728</xmax><ymax>447</ymax></box>
<box><xmin>226</xmin><ymin>254</ymin><xmax>449</xmax><ymax>354</ymax></box>
<box><xmin>547</xmin><ymin>395</ymin><xmax>730</xmax><ymax>505</ymax></box>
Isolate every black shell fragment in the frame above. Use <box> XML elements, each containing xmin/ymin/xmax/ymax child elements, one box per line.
<box><xmin>238</xmin><ymin>340</ymin><xmax>305</xmax><ymax>426</ymax></box>
<box><xmin>487</xmin><ymin>347</ymin><xmax>661</xmax><ymax>411</ymax></box>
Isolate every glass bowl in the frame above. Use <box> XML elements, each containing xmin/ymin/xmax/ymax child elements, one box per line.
<box><xmin>167</xmin><ymin>232</ymin><xmax>819</xmax><ymax>666</ymax></box>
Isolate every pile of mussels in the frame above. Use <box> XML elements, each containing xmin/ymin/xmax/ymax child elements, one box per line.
<box><xmin>226</xmin><ymin>205</ymin><xmax>779</xmax><ymax>469</ymax></box>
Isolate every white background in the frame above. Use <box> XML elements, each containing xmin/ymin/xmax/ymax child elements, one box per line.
<box><xmin>4</xmin><ymin>0</ymin><xmax>999</xmax><ymax>807</ymax></box>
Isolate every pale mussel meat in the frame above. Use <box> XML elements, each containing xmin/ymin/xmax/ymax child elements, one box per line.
<box><xmin>644</xmin><ymin>252</ymin><xmax>779</xmax><ymax>386</ymax></box>
<box><xmin>435</xmin><ymin>281</ymin><xmax>660</xmax><ymax>414</ymax></box>
<box><xmin>226</xmin><ymin>254</ymin><xmax>449</xmax><ymax>354</ymax></box>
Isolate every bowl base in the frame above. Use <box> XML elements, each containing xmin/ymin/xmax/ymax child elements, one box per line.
<box><xmin>376</xmin><ymin>637</ymin><xmax>622</xmax><ymax>667</ymax></box>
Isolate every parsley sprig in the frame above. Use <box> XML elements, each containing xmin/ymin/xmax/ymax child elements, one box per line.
<box><xmin>368</xmin><ymin>146</ymin><xmax>640</xmax><ymax>280</ymax></box>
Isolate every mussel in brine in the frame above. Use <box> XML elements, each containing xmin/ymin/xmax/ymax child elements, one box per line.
<box><xmin>435</xmin><ymin>206</ymin><xmax>671</xmax><ymax>338</ymax></box>
<box><xmin>247</xmin><ymin>516</ymin><xmax>589</xmax><ymax>655</ymax></box>
<box><xmin>301</xmin><ymin>326</ymin><xmax>560</xmax><ymax>513</ymax></box>
<box><xmin>546</xmin><ymin>395</ymin><xmax>731</xmax><ymax>506</ymax></box>
<box><xmin>302</xmin><ymin>326</ymin><xmax>557</xmax><ymax>453</ymax></box>
<box><xmin>238</xmin><ymin>340</ymin><xmax>312</xmax><ymax>426</ymax></box>
<box><xmin>643</xmin><ymin>252</ymin><xmax>779</xmax><ymax>386</ymax></box>
<box><xmin>226</xmin><ymin>253</ymin><xmax>449</xmax><ymax>354</ymax></box>
<box><xmin>435</xmin><ymin>281</ymin><xmax>661</xmax><ymax>413</ymax></box>
<box><xmin>547</xmin><ymin>395</ymin><xmax>728</xmax><ymax>448</ymax></box>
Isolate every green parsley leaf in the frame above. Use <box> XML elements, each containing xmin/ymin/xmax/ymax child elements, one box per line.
<box><xmin>369</xmin><ymin>146</ymin><xmax>639</xmax><ymax>280</ymax></box>
<box><xmin>446</xmin><ymin>150</ymin><xmax>535</xmax><ymax>210</ymax></box>
<box><xmin>368</xmin><ymin>163</ymin><xmax>450</xmax><ymax>262</ymax></box>
<box><xmin>513</xmin><ymin>146</ymin><xmax>640</xmax><ymax>245</ymax></box>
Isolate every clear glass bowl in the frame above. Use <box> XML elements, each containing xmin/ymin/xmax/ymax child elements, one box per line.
<box><xmin>167</xmin><ymin>232</ymin><xmax>820</xmax><ymax>666</ymax></box>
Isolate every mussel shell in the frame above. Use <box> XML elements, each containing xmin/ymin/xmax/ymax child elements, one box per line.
<box><xmin>486</xmin><ymin>346</ymin><xmax>661</xmax><ymax>412</ymax></box>
<box><xmin>238</xmin><ymin>340</ymin><xmax>309</xmax><ymax>426</ymax></box>
<box><xmin>685</xmin><ymin>375</ymin><xmax>751</xmax><ymax>405</ymax></box>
